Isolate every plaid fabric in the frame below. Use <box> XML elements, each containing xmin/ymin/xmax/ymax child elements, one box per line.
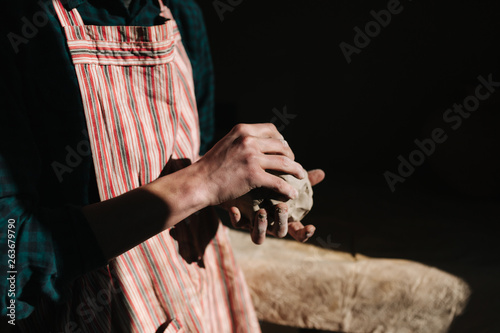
<box><xmin>1</xmin><ymin>0</ymin><xmax>216</xmax><ymax>320</ymax></box>
<box><xmin>0</xmin><ymin>62</ymin><xmax>106</xmax><ymax>320</ymax></box>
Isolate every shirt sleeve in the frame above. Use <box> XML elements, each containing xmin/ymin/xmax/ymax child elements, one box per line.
<box><xmin>0</xmin><ymin>60</ymin><xmax>107</xmax><ymax>320</ymax></box>
<box><xmin>168</xmin><ymin>0</ymin><xmax>216</xmax><ymax>155</ymax></box>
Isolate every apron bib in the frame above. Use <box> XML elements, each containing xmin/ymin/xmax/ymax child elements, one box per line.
<box><xmin>18</xmin><ymin>1</ymin><xmax>260</xmax><ymax>332</ymax></box>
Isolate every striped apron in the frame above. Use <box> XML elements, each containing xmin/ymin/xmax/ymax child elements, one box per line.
<box><xmin>18</xmin><ymin>1</ymin><xmax>260</xmax><ymax>332</ymax></box>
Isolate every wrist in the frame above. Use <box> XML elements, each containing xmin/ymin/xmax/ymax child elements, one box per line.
<box><xmin>148</xmin><ymin>161</ymin><xmax>212</xmax><ymax>224</ymax></box>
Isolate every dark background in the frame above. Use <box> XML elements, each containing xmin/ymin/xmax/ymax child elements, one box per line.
<box><xmin>197</xmin><ymin>0</ymin><xmax>500</xmax><ymax>332</ymax></box>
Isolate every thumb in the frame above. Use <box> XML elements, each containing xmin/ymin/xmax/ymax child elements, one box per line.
<box><xmin>307</xmin><ymin>169</ymin><xmax>325</xmax><ymax>186</ymax></box>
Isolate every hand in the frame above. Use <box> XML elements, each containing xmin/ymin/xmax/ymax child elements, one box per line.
<box><xmin>194</xmin><ymin>123</ymin><xmax>307</xmax><ymax>207</ymax></box>
<box><xmin>227</xmin><ymin>169</ymin><xmax>325</xmax><ymax>244</ymax></box>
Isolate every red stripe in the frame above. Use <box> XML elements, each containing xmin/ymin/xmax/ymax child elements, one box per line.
<box><xmin>70</xmin><ymin>54</ymin><xmax>172</xmax><ymax>61</ymax></box>
<box><xmin>68</xmin><ymin>44</ymin><xmax>174</xmax><ymax>51</ymax></box>
<box><xmin>103</xmin><ymin>67</ymin><xmax>134</xmax><ymax>194</ymax></box>
<box><xmin>41</xmin><ymin>2</ymin><xmax>260</xmax><ymax>332</ymax></box>
<box><xmin>86</xmin><ymin>66</ymin><xmax>118</xmax><ymax>198</ymax></box>
<box><xmin>156</xmin><ymin>235</ymin><xmax>202</xmax><ymax>330</ymax></box>
<box><xmin>125</xmin><ymin>66</ymin><xmax>151</xmax><ymax>186</ymax></box>
<box><xmin>117</xmin><ymin>253</ymin><xmax>159</xmax><ymax>329</ymax></box>
<box><xmin>134</xmin><ymin>67</ymin><xmax>168</xmax><ymax>181</ymax></box>
<box><xmin>150</xmin><ymin>63</ymin><xmax>179</xmax><ymax>160</ymax></box>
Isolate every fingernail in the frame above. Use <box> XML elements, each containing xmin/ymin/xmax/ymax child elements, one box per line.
<box><xmin>276</xmin><ymin>206</ymin><xmax>288</xmax><ymax>214</ymax></box>
<box><xmin>290</xmin><ymin>189</ymin><xmax>298</xmax><ymax>199</ymax></box>
<box><xmin>301</xmin><ymin>169</ymin><xmax>307</xmax><ymax>179</ymax></box>
<box><xmin>282</xmin><ymin>139</ymin><xmax>289</xmax><ymax>147</ymax></box>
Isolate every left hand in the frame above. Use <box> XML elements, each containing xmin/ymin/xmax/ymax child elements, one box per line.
<box><xmin>226</xmin><ymin>169</ymin><xmax>325</xmax><ymax>244</ymax></box>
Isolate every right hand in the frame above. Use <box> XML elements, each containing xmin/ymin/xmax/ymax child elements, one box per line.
<box><xmin>194</xmin><ymin>123</ymin><xmax>307</xmax><ymax>207</ymax></box>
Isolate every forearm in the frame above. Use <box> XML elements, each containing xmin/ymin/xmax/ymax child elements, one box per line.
<box><xmin>82</xmin><ymin>123</ymin><xmax>306</xmax><ymax>260</ymax></box>
<box><xmin>82</xmin><ymin>162</ymin><xmax>210</xmax><ymax>261</ymax></box>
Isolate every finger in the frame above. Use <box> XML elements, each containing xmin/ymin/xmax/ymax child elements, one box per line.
<box><xmin>229</xmin><ymin>206</ymin><xmax>241</xmax><ymax>228</ymax></box>
<box><xmin>251</xmin><ymin>209</ymin><xmax>268</xmax><ymax>245</ymax></box>
<box><xmin>230</xmin><ymin>206</ymin><xmax>253</xmax><ymax>230</ymax></box>
<box><xmin>273</xmin><ymin>203</ymin><xmax>289</xmax><ymax>238</ymax></box>
<box><xmin>288</xmin><ymin>221</ymin><xmax>316</xmax><ymax>242</ymax></box>
<box><xmin>257</xmin><ymin>173</ymin><xmax>298</xmax><ymax>200</ymax></box>
<box><xmin>257</xmin><ymin>137</ymin><xmax>295</xmax><ymax>160</ymax></box>
<box><xmin>259</xmin><ymin>155</ymin><xmax>306</xmax><ymax>180</ymax></box>
<box><xmin>308</xmin><ymin>169</ymin><xmax>326</xmax><ymax>187</ymax></box>
<box><xmin>232</xmin><ymin>123</ymin><xmax>284</xmax><ymax>140</ymax></box>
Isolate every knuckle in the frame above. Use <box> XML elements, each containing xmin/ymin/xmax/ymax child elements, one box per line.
<box><xmin>233</xmin><ymin>123</ymin><xmax>248</xmax><ymax>134</ymax></box>
<box><xmin>267</xmin><ymin>122</ymin><xmax>278</xmax><ymax>132</ymax></box>
<box><xmin>279</xmin><ymin>138</ymin><xmax>289</xmax><ymax>148</ymax></box>
<box><xmin>268</xmin><ymin>123</ymin><xmax>284</xmax><ymax>139</ymax></box>
<box><xmin>234</xmin><ymin>135</ymin><xmax>256</xmax><ymax>152</ymax></box>
<box><xmin>279</xmin><ymin>155</ymin><xmax>291</xmax><ymax>168</ymax></box>
<box><xmin>274</xmin><ymin>178</ymin><xmax>286</xmax><ymax>193</ymax></box>
<box><xmin>276</xmin><ymin>202</ymin><xmax>288</xmax><ymax>211</ymax></box>
<box><xmin>256</xmin><ymin>209</ymin><xmax>267</xmax><ymax>220</ymax></box>
<box><xmin>243</xmin><ymin>151</ymin><xmax>258</xmax><ymax>165</ymax></box>
<box><xmin>295</xmin><ymin>162</ymin><xmax>304</xmax><ymax>174</ymax></box>
<box><xmin>240</xmin><ymin>135</ymin><xmax>255</xmax><ymax>148</ymax></box>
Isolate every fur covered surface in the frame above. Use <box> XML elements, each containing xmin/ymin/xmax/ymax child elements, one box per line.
<box><xmin>228</xmin><ymin>229</ymin><xmax>470</xmax><ymax>333</ymax></box>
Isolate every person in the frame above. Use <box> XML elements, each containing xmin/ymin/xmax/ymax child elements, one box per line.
<box><xmin>0</xmin><ymin>0</ymin><xmax>325</xmax><ymax>331</ymax></box>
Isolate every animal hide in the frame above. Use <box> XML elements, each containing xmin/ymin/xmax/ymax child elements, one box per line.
<box><xmin>228</xmin><ymin>229</ymin><xmax>470</xmax><ymax>333</ymax></box>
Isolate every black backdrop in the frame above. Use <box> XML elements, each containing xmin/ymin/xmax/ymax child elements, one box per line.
<box><xmin>197</xmin><ymin>0</ymin><xmax>500</xmax><ymax>332</ymax></box>
<box><xmin>198</xmin><ymin>0</ymin><xmax>500</xmax><ymax>195</ymax></box>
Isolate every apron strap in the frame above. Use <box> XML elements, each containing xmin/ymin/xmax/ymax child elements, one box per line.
<box><xmin>157</xmin><ymin>0</ymin><xmax>174</xmax><ymax>20</ymax></box>
<box><xmin>52</xmin><ymin>0</ymin><xmax>85</xmax><ymax>27</ymax></box>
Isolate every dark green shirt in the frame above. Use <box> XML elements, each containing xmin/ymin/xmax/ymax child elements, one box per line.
<box><xmin>1</xmin><ymin>0</ymin><xmax>214</xmax><ymax>320</ymax></box>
